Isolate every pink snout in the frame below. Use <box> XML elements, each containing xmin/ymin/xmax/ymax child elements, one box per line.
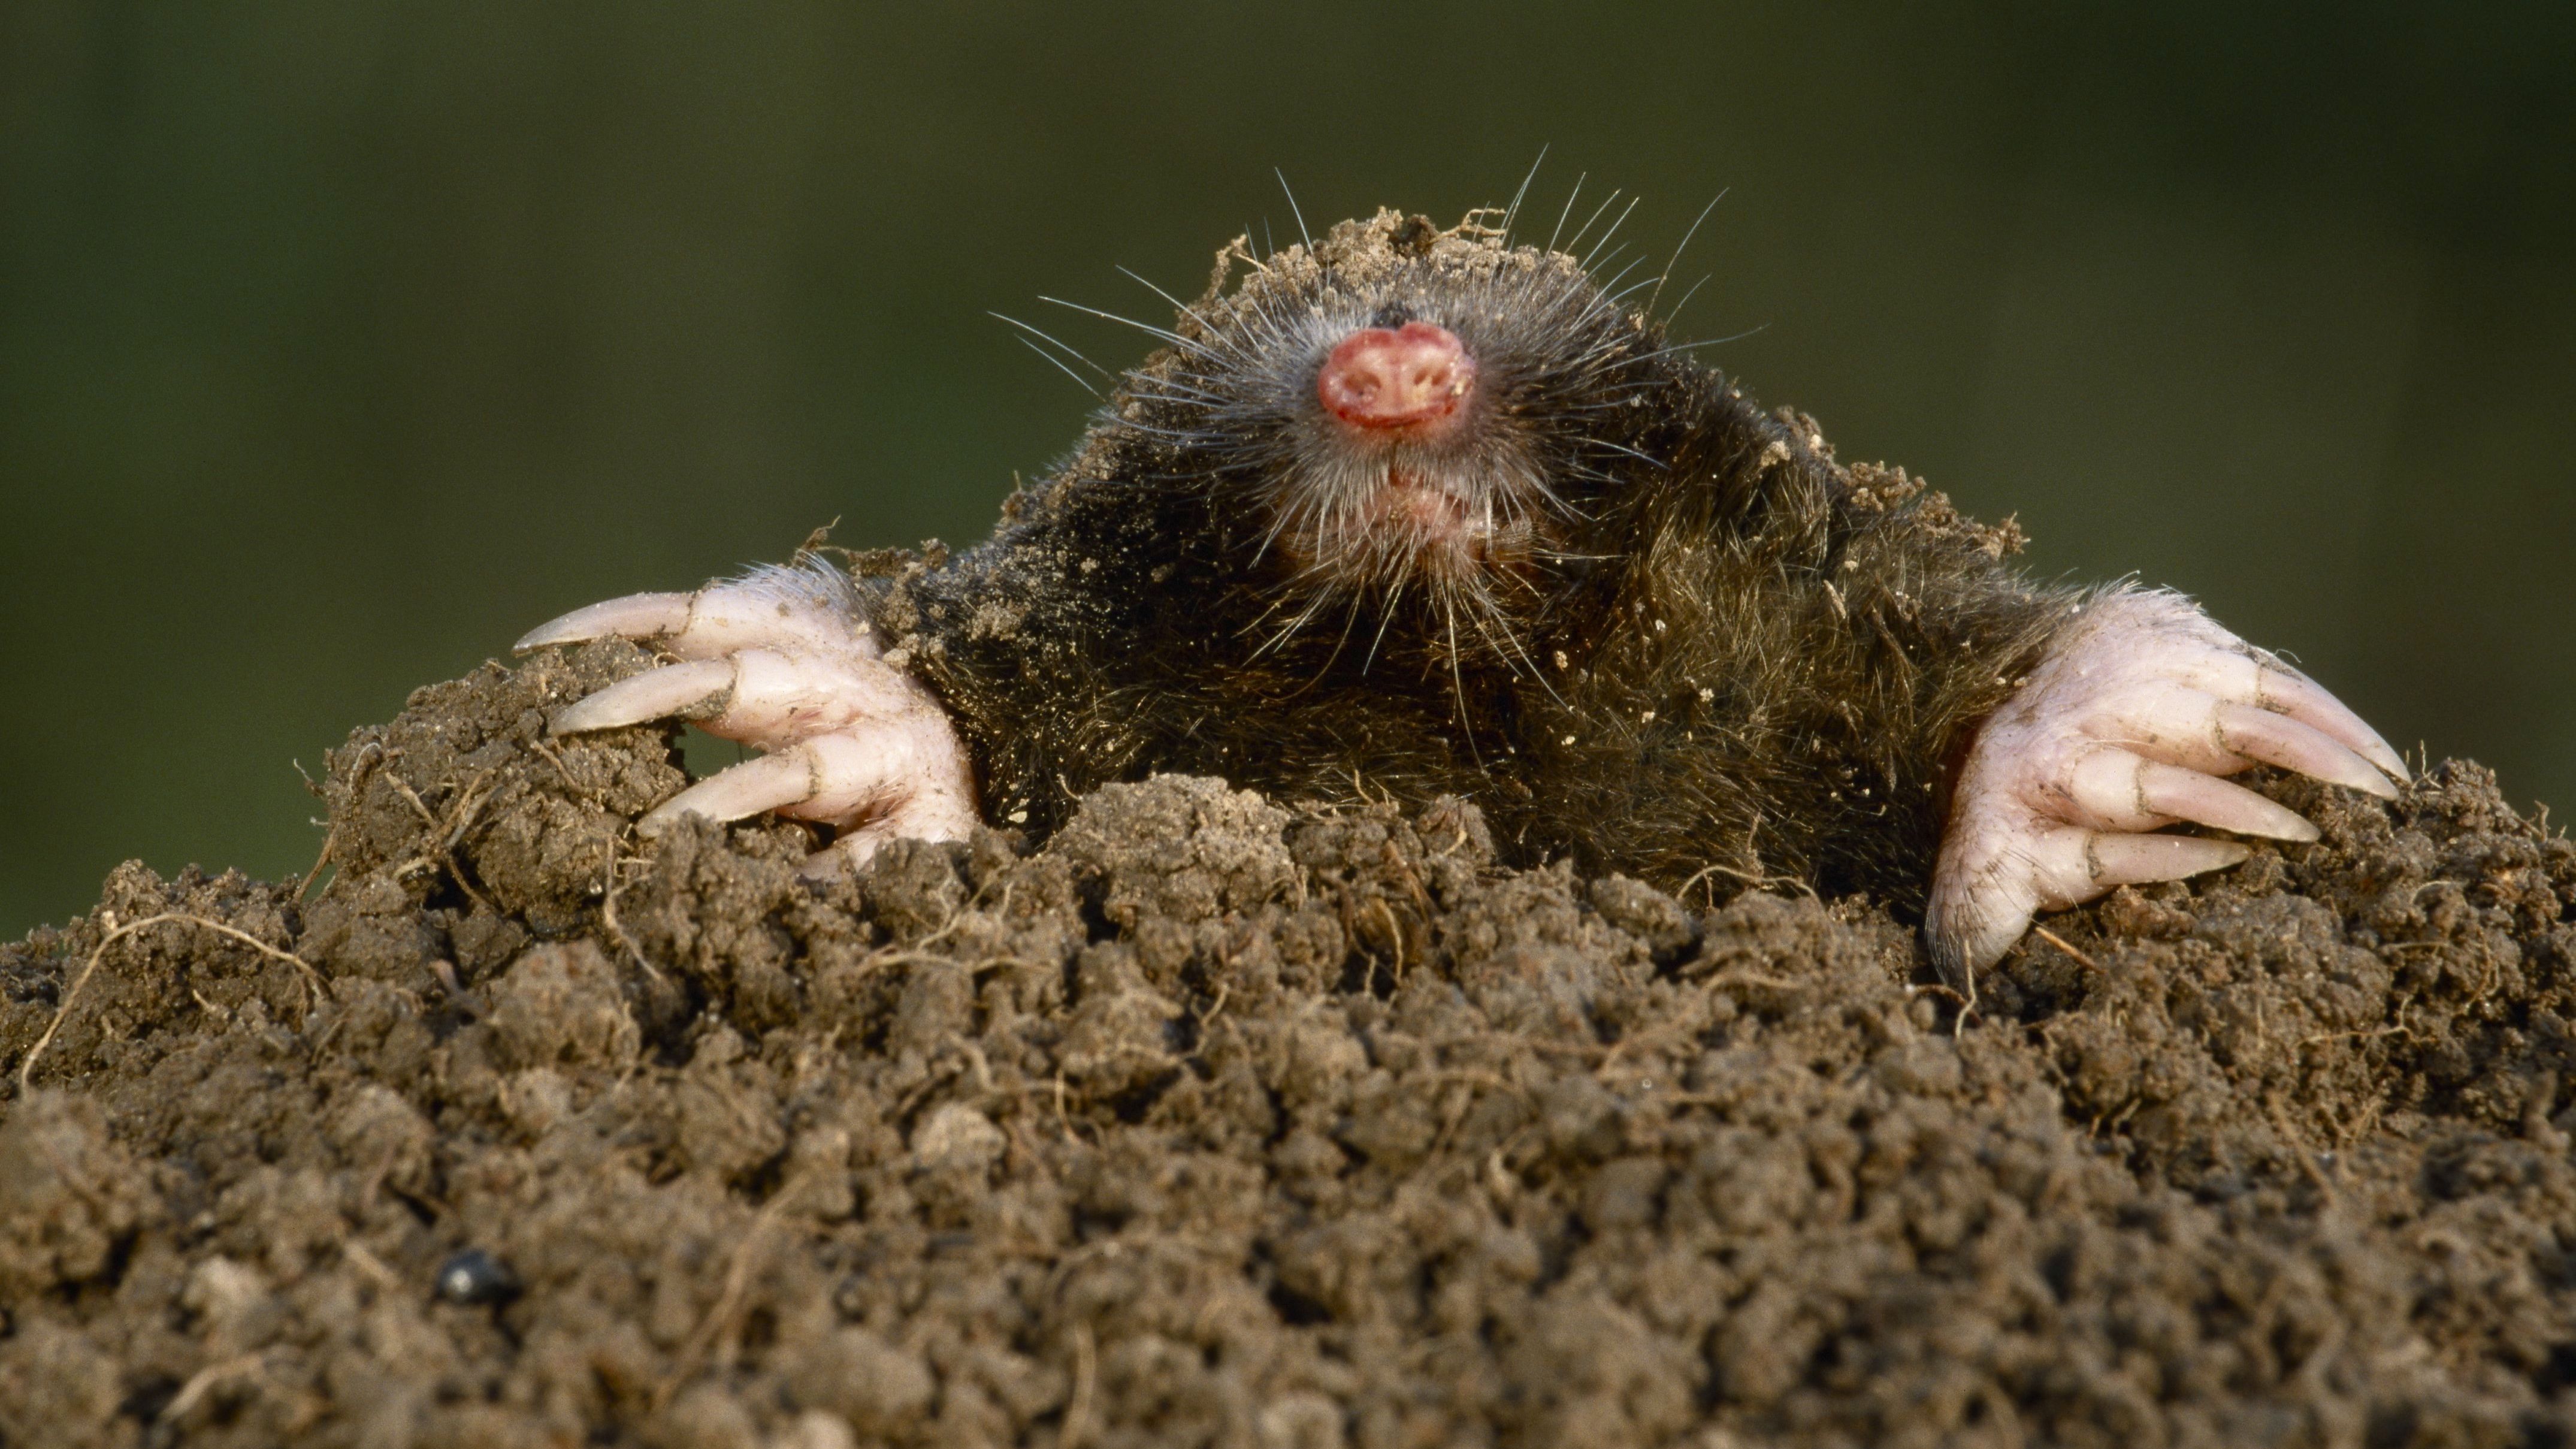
<box><xmin>1316</xmin><ymin>321</ymin><xmax>1476</xmax><ymax>433</ymax></box>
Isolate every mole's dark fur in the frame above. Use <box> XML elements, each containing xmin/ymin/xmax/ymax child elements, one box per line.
<box><xmin>867</xmin><ymin>210</ymin><xmax>2080</xmax><ymax>913</ymax></box>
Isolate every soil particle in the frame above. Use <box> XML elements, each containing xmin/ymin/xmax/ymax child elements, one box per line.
<box><xmin>0</xmin><ymin>1092</ymin><xmax>150</xmax><ymax>1300</ymax></box>
<box><xmin>4</xmin><ymin>650</ymin><xmax>2574</xmax><ymax>1447</ymax></box>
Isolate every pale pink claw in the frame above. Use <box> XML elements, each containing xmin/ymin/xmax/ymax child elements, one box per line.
<box><xmin>549</xmin><ymin>659</ymin><xmax>734</xmax><ymax>733</ymax></box>
<box><xmin>2212</xmin><ymin>704</ymin><xmax>2399</xmax><ymax>800</ymax></box>
<box><xmin>2022</xmin><ymin>826</ymin><xmax>2253</xmax><ymax>904</ymax></box>
<box><xmin>514</xmin><ymin>593</ymin><xmax>694</xmax><ymax>653</ymax></box>
<box><xmin>517</xmin><ymin>562</ymin><xmax>976</xmax><ymax>871</ymax></box>
<box><xmin>2063</xmin><ymin>749</ymin><xmax>2320</xmax><ymax>841</ymax></box>
<box><xmin>641</xmin><ymin>750</ymin><xmax>817</xmax><ymax>829</ymax></box>
<box><xmin>2158</xmin><ymin>639</ymin><xmax>2410</xmax><ymax>783</ymax></box>
<box><xmin>1927</xmin><ymin>589</ymin><xmax>2405</xmax><ymax>983</ymax></box>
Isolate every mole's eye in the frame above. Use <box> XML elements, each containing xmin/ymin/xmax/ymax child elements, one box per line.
<box><xmin>1368</xmin><ymin>303</ymin><xmax>1414</xmax><ymax>330</ymax></box>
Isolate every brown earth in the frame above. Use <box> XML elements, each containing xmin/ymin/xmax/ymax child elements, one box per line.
<box><xmin>4</xmin><ymin>641</ymin><xmax>2574</xmax><ymax>1448</ymax></box>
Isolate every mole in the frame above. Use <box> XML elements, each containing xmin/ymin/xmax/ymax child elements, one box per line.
<box><xmin>513</xmin><ymin>206</ymin><xmax>2406</xmax><ymax>982</ymax></box>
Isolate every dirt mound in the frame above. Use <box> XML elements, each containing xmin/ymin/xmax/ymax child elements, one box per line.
<box><xmin>4</xmin><ymin>644</ymin><xmax>2574</xmax><ymax>1448</ymax></box>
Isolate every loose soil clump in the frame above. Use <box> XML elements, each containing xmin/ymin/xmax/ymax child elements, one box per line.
<box><xmin>4</xmin><ymin>644</ymin><xmax>2574</xmax><ymax>1448</ymax></box>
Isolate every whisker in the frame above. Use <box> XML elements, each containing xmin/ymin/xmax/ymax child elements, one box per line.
<box><xmin>1582</xmin><ymin>194</ymin><xmax>1643</xmax><ymax>270</ymax></box>
<box><xmin>1010</xmin><ymin>337</ymin><xmax>1100</xmax><ymax>397</ymax></box>
<box><xmin>1122</xmin><ymin>376</ymin><xmax>1228</xmax><ymax>404</ymax></box>
<box><xmin>1302</xmin><ymin>588</ymin><xmax>1369</xmax><ymax>684</ymax></box>
<box><xmin>1564</xmin><ymin>188</ymin><xmax>1624</xmax><ymax>256</ymax></box>
<box><xmin>1248</xmin><ymin>584</ymin><xmax>1338</xmax><ymax>662</ymax></box>
<box><xmin>1247</xmin><ymin>493</ymin><xmax>1304</xmax><ymax>569</ymax></box>
<box><xmin>1117</xmin><ymin>265</ymin><xmax>1206</xmax><ymax>328</ymax></box>
<box><xmin>1592</xmin><ymin>253</ymin><xmax>1654</xmax><ymax>306</ymax></box>
<box><xmin>1233</xmin><ymin>589</ymin><xmax>1295</xmax><ymax>640</ymax></box>
<box><xmin>1501</xmin><ymin>144</ymin><xmax>1549</xmax><ymax>241</ymax></box>
<box><xmin>1580</xmin><ymin>436</ymin><xmax>1671</xmax><ymax>470</ymax></box>
<box><xmin>1443</xmin><ymin>597</ymin><xmax>1490</xmax><ymax>769</ymax></box>
<box><xmin>1547</xmin><ymin>173</ymin><xmax>1588</xmax><ymax>253</ymax></box>
<box><xmin>1467</xmin><ymin>587</ymin><xmax>1561</xmax><ymax>699</ymax></box>
<box><xmin>1361</xmin><ymin>577</ymin><xmax>1406</xmax><ymax>673</ymax></box>
<box><xmin>1649</xmin><ymin>189</ymin><xmax>1725</xmax><ymax>318</ymax></box>
<box><xmin>1039</xmin><ymin>296</ymin><xmax>1225</xmax><ymax>361</ymax></box>
<box><xmin>1276</xmin><ymin>167</ymin><xmax>1312</xmax><ymax>249</ymax></box>
<box><xmin>1114</xmin><ymin>416</ymin><xmax>1223</xmax><ymax>443</ymax></box>
<box><xmin>1665</xmin><ymin>272</ymin><xmax>1713</xmax><ymax>325</ymax></box>
<box><xmin>991</xmin><ymin>313</ymin><xmax>1114</xmax><ymax>378</ymax></box>
<box><xmin>1609</xmin><ymin>326</ymin><xmax>1769</xmax><ymax>369</ymax></box>
<box><xmin>1535</xmin><ymin>487</ymin><xmax>1594</xmax><ymax>524</ymax></box>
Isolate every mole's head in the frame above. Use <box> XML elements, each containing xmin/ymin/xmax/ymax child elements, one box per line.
<box><xmin>1086</xmin><ymin>208</ymin><xmax>1692</xmax><ymax>654</ymax></box>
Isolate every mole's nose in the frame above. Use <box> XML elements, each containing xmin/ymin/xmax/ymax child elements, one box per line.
<box><xmin>1317</xmin><ymin>321</ymin><xmax>1476</xmax><ymax>431</ymax></box>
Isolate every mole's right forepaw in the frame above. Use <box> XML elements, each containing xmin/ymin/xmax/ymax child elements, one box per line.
<box><xmin>515</xmin><ymin>562</ymin><xmax>976</xmax><ymax>874</ymax></box>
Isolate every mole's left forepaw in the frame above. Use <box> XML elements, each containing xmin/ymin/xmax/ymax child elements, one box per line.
<box><xmin>1925</xmin><ymin>590</ymin><xmax>2406</xmax><ymax>983</ymax></box>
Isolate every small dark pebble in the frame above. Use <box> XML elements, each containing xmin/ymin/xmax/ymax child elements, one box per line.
<box><xmin>117</xmin><ymin>1374</ymin><xmax>182</xmax><ymax>1423</ymax></box>
<box><xmin>434</xmin><ymin>1248</ymin><xmax>522</xmax><ymax>1306</ymax></box>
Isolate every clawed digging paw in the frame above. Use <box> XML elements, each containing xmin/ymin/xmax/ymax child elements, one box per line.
<box><xmin>514</xmin><ymin>562</ymin><xmax>975</xmax><ymax>874</ymax></box>
<box><xmin>1927</xmin><ymin>590</ymin><xmax>2408</xmax><ymax>983</ymax></box>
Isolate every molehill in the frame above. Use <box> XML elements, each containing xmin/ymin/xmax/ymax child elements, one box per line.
<box><xmin>4</xmin><ymin>641</ymin><xmax>2573</xmax><ymax>1448</ymax></box>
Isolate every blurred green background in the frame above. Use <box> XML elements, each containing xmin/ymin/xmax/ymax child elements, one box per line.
<box><xmin>5</xmin><ymin>3</ymin><xmax>2571</xmax><ymax>938</ymax></box>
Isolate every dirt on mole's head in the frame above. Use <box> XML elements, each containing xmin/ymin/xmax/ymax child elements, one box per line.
<box><xmin>3</xmin><ymin>643</ymin><xmax>2574</xmax><ymax>1448</ymax></box>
